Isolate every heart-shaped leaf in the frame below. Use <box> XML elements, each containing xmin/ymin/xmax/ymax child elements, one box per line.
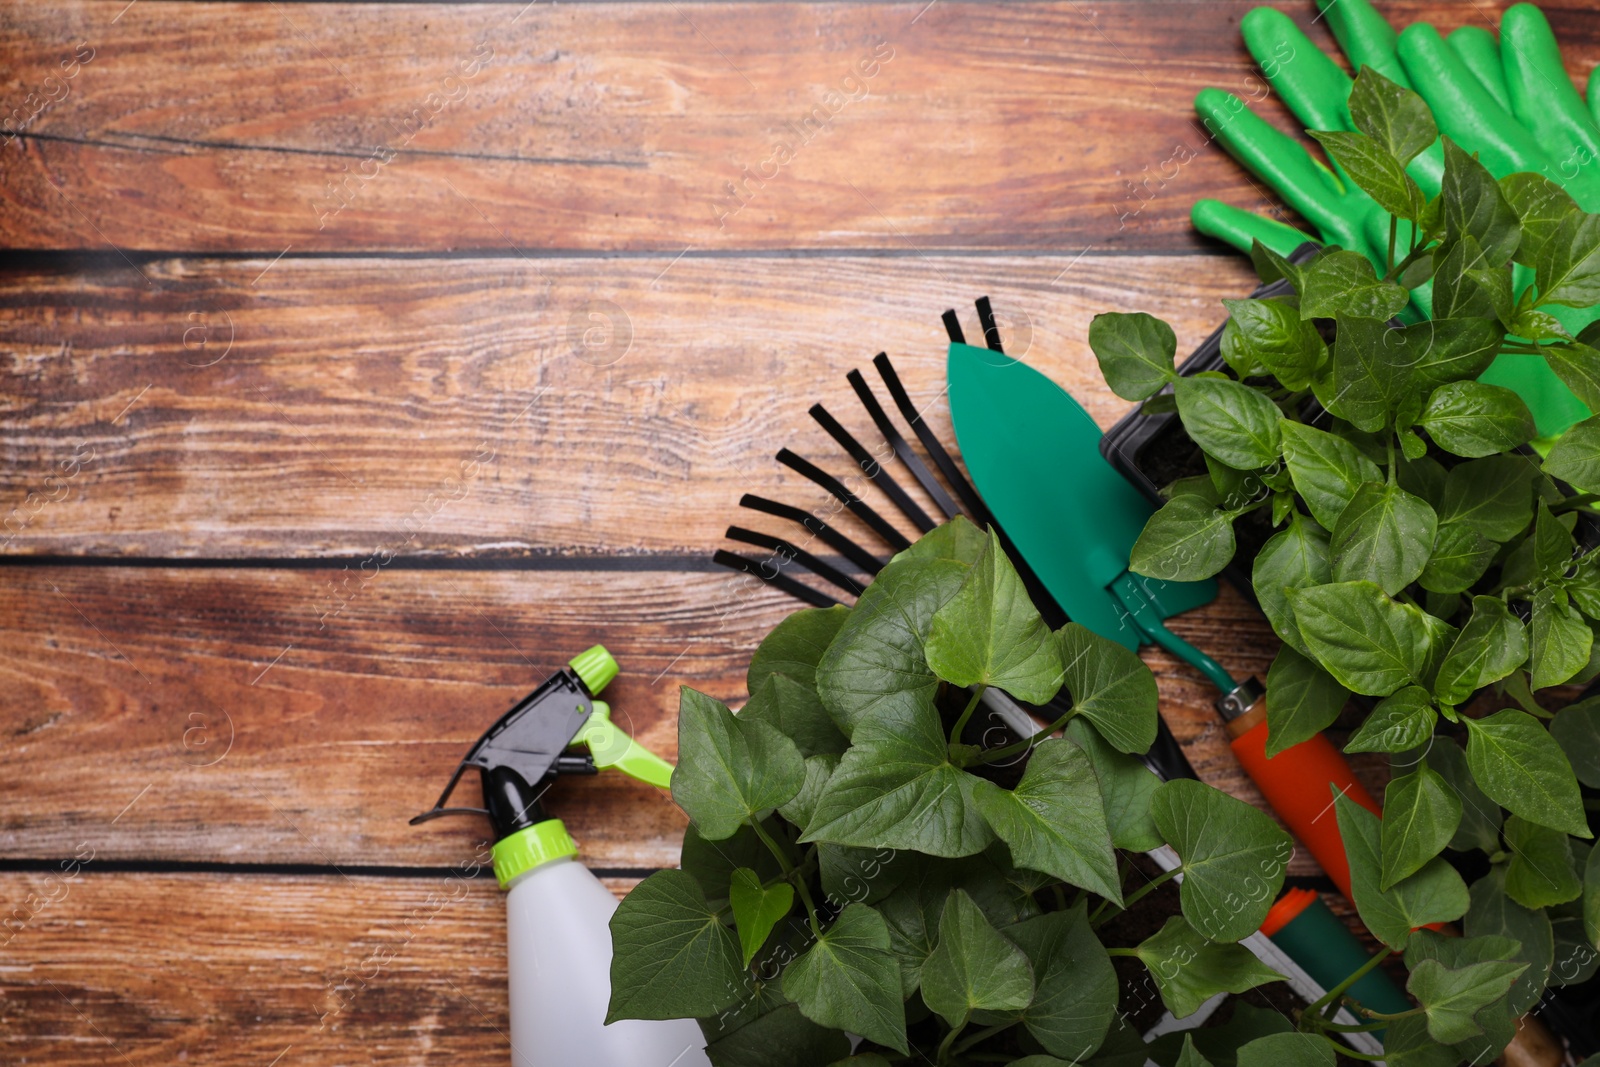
<box><xmin>925</xmin><ymin>528</ymin><xmax>1064</xmax><ymax>704</ymax></box>
<box><xmin>1130</xmin><ymin>915</ymin><xmax>1284</xmax><ymax>1019</ymax></box>
<box><xmin>729</xmin><ymin>867</ymin><xmax>795</xmax><ymax>967</ymax></box>
<box><xmin>1151</xmin><ymin>779</ymin><xmax>1293</xmax><ymax>941</ymax></box>
<box><xmin>1007</xmin><ymin>904</ymin><xmax>1118</xmax><ymax>1060</ymax></box>
<box><xmin>606</xmin><ymin>869</ymin><xmax>746</xmax><ymax>1022</ymax></box>
<box><xmin>1056</xmin><ymin>623</ymin><xmax>1159</xmax><ymax>755</ymax></box>
<box><xmin>971</xmin><ymin>737</ymin><xmax>1122</xmax><ymax>902</ymax></box>
<box><xmin>920</xmin><ymin>890</ymin><xmax>1035</xmax><ymax>1028</ymax></box>
<box><xmin>782</xmin><ymin>903</ymin><xmax>908</xmax><ymax>1054</ymax></box>
<box><xmin>673</xmin><ymin>687</ymin><xmax>806</xmax><ymax>840</ymax></box>
<box><xmin>1408</xmin><ymin>958</ymin><xmax>1528</xmax><ymax>1045</ymax></box>
<box><xmin>1063</xmin><ymin>718</ymin><xmax>1162</xmax><ymax>852</ymax></box>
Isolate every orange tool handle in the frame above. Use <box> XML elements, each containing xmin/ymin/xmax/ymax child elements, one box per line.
<box><xmin>1227</xmin><ymin>707</ymin><xmax>1380</xmax><ymax>902</ymax></box>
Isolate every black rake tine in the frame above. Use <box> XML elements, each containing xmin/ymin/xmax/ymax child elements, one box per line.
<box><xmin>846</xmin><ymin>367</ymin><xmax>961</xmax><ymax>520</ymax></box>
<box><xmin>737</xmin><ymin>494</ymin><xmax>885</xmax><ymax>576</ymax></box>
<box><xmin>872</xmin><ymin>352</ymin><xmax>997</xmax><ymax>530</ymax></box>
<box><xmin>809</xmin><ymin>403</ymin><xmax>936</xmax><ymax>534</ymax></box>
<box><xmin>975</xmin><ymin>296</ymin><xmax>1004</xmax><ymax>353</ymax></box>
<box><xmin>776</xmin><ymin>449</ymin><xmax>913</xmax><ymax>553</ymax></box>
<box><xmin>725</xmin><ymin>526</ymin><xmax>865</xmax><ymax>598</ymax></box>
<box><xmin>941</xmin><ymin>309</ymin><xmax>966</xmax><ymax>345</ymax></box>
<box><xmin>712</xmin><ymin>550</ymin><xmax>845</xmax><ymax>609</ymax></box>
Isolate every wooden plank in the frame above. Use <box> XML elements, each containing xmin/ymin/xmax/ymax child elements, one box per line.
<box><xmin>0</xmin><ymin>870</ymin><xmax>521</xmax><ymax>1065</ymax></box>
<box><xmin>0</xmin><ymin>564</ymin><xmax>1384</xmax><ymax>876</ymax></box>
<box><xmin>4</xmin><ymin>2</ymin><xmax>1587</xmax><ymax>252</ymax></box>
<box><xmin>0</xmin><ymin>252</ymin><xmax>1262</xmax><ymax>557</ymax></box>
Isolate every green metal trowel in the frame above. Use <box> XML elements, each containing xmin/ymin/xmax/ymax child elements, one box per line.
<box><xmin>947</xmin><ymin>342</ymin><xmax>1238</xmax><ymax>693</ymax></box>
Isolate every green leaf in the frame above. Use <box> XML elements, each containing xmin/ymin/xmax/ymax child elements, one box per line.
<box><xmin>920</xmin><ymin>890</ymin><xmax>1035</xmax><ymax>1028</ymax></box>
<box><xmin>1007</xmin><ymin>905</ymin><xmax>1118</xmax><ymax>1060</ymax></box>
<box><xmin>1173</xmin><ymin>375</ymin><xmax>1283</xmax><ymax>470</ymax></box>
<box><xmin>1418</xmin><ymin>381</ymin><xmax>1536</xmax><ymax>457</ymax></box>
<box><xmin>1381</xmin><ymin>764</ymin><xmax>1462</xmax><ymax>890</ymax></box>
<box><xmin>1535</xmin><ymin>209</ymin><xmax>1600</xmax><ymax>306</ymax></box>
<box><xmin>1464</xmin><ymin>867</ymin><xmax>1555</xmax><ymax>1014</ymax></box>
<box><xmin>1548</xmin><ymin>893</ymin><xmax>1598</xmax><ymax>986</ymax></box>
<box><xmin>1346</xmin><ymin>686</ymin><xmax>1436</xmax><ymax>753</ymax></box>
<box><xmin>1434</xmin><ymin>596</ymin><xmax>1529</xmax><ymax>706</ymax></box>
<box><xmin>925</xmin><ymin>528</ymin><xmax>1063</xmax><ymax>703</ymax></box>
<box><xmin>1220</xmin><ymin>298</ymin><xmax>1326</xmax><ymax>389</ymax></box>
<box><xmin>1438</xmin><ymin>456</ymin><xmax>1535</xmax><ymax>542</ymax></box>
<box><xmin>1543</xmin><ymin>414</ymin><xmax>1600</xmax><ymax>494</ymax></box>
<box><xmin>1552</xmin><ymin>697</ymin><xmax>1600</xmax><ymax>788</ymax></box>
<box><xmin>1252</xmin><ymin>514</ymin><xmax>1332</xmax><ymax>656</ymax></box>
<box><xmin>1064</xmin><ymin>718</ymin><xmax>1162</xmax><ymax>851</ymax></box>
<box><xmin>1328</xmin><ymin>315</ymin><xmax>1412</xmax><ymax>432</ymax></box>
<box><xmin>1329</xmin><ymin>481</ymin><xmax>1438</xmax><ymax>595</ymax></box>
<box><xmin>1463</xmin><ymin>709</ymin><xmax>1590</xmax><ymax>837</ymax></box>
<box><xmin>1440</xmin><ymin>138</ymin><xmax>1522</xmax><ymax>266</ymax></box>
<box><xmin>782</xmin><ymin>904</ymin><xmax>908</xmax><ymax>1054</ymax></box>
<box><xmin>1402</xmin><ymin>930</ymin><xmax>1520</xmax><ymax>1062</ymax></box>
<box><xmin>1146</xmin><ymin>1003</ymin><xmax>1292</xmax><ymax>1066</ymax></box>
<box><xmin>1129</xmin><ymin>494</ymin><xmax>1237</xmax><ymax>583</ymax></box>
<box><xmin>1545</xmin><ymin>342</ymin><xmax>1600</xmax><ymax>410</ymax></box>
<box><xmin>1408</xmin><ymin>957</ymin><xmax>1528</xmax><ymax>1044</ymax></box>
<box><xmin>1174</xmin><ymin>1036</ymin><xmax>1215</xmax><ymax>1067</ymax></box>
<box><xmin>971</xmin><ymin>737</ymin><xmax>1122</xmax><ymax>901</ymax></box>
<box><xmin>1430</xmin><ymin>738</ymin><xmax>1503</xmax><ymax>853</ymax></box>
<box><xmin>1278</xmin><ymin>421</ymin><xmax>1382</xmax><ymax>530</ymax></box>
<box><xmin>1057</xmin><ymin>622</ymin><xmax>1159</xmax><ymax>755</ymax></box>
<box><xmin>816</xmin><ymin>535</ymin><xmax>974</xmax><ymax>739</ymax></box>
<box><xmin>1264</xmin><ymin>644</ymin><xmax>1350</xmax><ymax>756</ymax></box>
<box><xmin>1090</xmin><ymin>312</ymin><xmax>1178</xmax><ymax>401</ymax></box>
<box><xmin>1533</xmin><ymin>502</ymin><xmax>1576</xmax><ymax>582</ymax></box>
<box><xmin>817</xmin><ymin>843</ymin><xmax>909</xmax><ymax>908</ymax></box>
<box><xmin>742</xmin><ymin>673</ymin><xmax>849</xmax><ymax>759</ymax></box>
<box><xmin>1235</xmin><ymin>1033</ymin><xmax>1338</xmax><ymax>1067</ymax></box>
<box><xmin>682</xmin><ymin>821</ymin><xmax>783</xmax><ymax>905</ymax></box>
<box><xmin>1311</xmin><ymin>129</ymin><xmax>1424</xmax><ymax>221</ymax></box>
<box><xmin>704</xmin><ymin>1002</ymin><xmax>852</xmax><ymax>1067</ymax></box>
<box><xmin>778</xmin><ymin>753</ymin><xmax>837</xmax><ymax>828</ymax></box>
<box><xmin>801</xmin><ymin>693</ymin><xmax>994</xmax><ymax>857</ymax></box>
<box><xmin>1348</xmin><ymin>66</ymin><xmax>1437</xmax><ymax>166</ymax></box>
<box><xmin>1504</xmin><ymin>815</ymin><xmax>1584</xmax><ymax>908</ymax></box>
<box><xmin>606</xmin><ymin>869</ymin><xmax>746</xmax><ymax>1021</ymax></box>
<box><xmin>1501</xmin><ymin>171</ymin><xmax>1579</xmax><ymax>265</ymax></box>
<box><xmin>1152</xmin><ymin>779</ymin><xmax>1294</xmax><ymax>941</ymax></box>
<box><xmin>1250</xmin><ymin>238</ymin><xmax>1303</xmax><ymax>289</ymax></box>
<box><xmin>1290</xmin><ymin>581</ymin><xmax>1433</xmax><ymax>696</ymax></box>
<box><xmin>1130</xmin><ymin>915</ymin><xmax>1284</xmax><ymax>1019</ymax></box>
<box><xmin>1432</xmin><ymin>234</ymin><xmax>1514</xmax><ymax>324</ymax></box>
<box><xmin>1336</xmin><ymin>790</ymin><xmax>1470</xmax><ymax>949</ymax></box>
<box><xmin>1585</xmin><ymin>844</ymin><xmax>1600</xmax><ymax>948</ymax></box>
<box><xmin>729</xmin><ymin>867</ymin><xmax>795</xmax><ymax>968</ymax></box>
<box><xmin>1419</xmin><ymin>522</ymin><xmax>1497</xmax><ymax>594</ymax></box>
<box><xmin>673</xmin><ymin>688</ymin><xmax>806</xmax><ymax>840</ymax></box>
<box><xmin>1300</xmin><ymin>250</ymin><xmax>1409</xmax><ymax>321</ymax></box>
<box><xmin>749</xmin><ymin>605</ymin><xmax>849</xmax><ymax>694</ymax></box>
<box><xmin>1510</xmin><ymin>287</ymin><xmax>1573</xmax><ymax>343</ymax></box>
<box><xmin>1532</xmin><ymin>587</ymin><xmax>1593</xmax><ymax>690</ymax></box>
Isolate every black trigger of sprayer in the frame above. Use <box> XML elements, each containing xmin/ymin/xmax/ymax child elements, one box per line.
<box><xmin>409</xmin><ymin>666</ymin><xmax>598</xmax><ymax>835</ymax></box>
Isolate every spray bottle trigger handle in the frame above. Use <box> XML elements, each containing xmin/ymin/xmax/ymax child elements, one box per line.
<box><xmin>577</xmin><ymin>702</ymin><xmax>675</xmax><ymax>790</ymax></box>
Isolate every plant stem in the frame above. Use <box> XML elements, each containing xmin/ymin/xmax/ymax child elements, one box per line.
<box><xmin>936</xmin><ymin>1018</ymin><xmax>968</xmax><ymax>1065</ymax></box>
<box><xmin>1553</xmin><ymin>493</ymin><xmax>1600</xmax><ymax>514</ymax></box>
<box><xmin>1304</xmin><ymin>947</ymin><xmax>1392</xmax><ymax>1019</ymax></box>
<box><xmin>951</xmin><ymin>1021</ymin><xmax>1013</xmax><ymax>1056</ymax></box>
<box><xmin>1386</xmin><ymin>434</ymin><xmax>1396</xmax><ymax>486</ymax></box>
<box><xmin>751</xmin><ymin>818</ymin><xmax>795</xmax><ymax>877</ymax></box>
<box><xmin>1104</xmin><ymin>947</ymin><xmax>1139</xmax><ymax>958</ymax></box>
<box><xmin>1355</xmin><ymin>1007</ymin><xmax>1424</xmax><ymax>1022</ymax></box>
<box><xmin>950</xmin><ymin>685</ymin><xmax>987</xmax><ymax>747</ymax></box>
<box><xmin>1386</xmin><ymin>215</ymin><xmax>1398</xmax><ymax>276</ymax></box>
<box><xmin>751</xmin><ymin>817</ymin><xmax>822</xmax><ymax>936</ymax></box>
<box><xmin>792</xmin><ymin>874</ymin><xmax>822</xmax><ymax>938</ymax></box>
<box><xmin>1116</xmin><ymin>865</ymin><xmax>1181</xmax><ymax>914</ymax></box>
<box><xmin>1383</xmin><ymin>240</ymin><xmax>1432</xmax><ymax>284</ymax></box>
<box><xmin>972</xmin><ymin>705</ymin><xmax>1075</xmax><ymax>766</ymax></box>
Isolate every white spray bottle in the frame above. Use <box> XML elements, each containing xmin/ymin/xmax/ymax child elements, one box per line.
<box><xmin>412</xmin><ymin>646</ymin><xmax>711</xmax><ymax>1067</ymax></box>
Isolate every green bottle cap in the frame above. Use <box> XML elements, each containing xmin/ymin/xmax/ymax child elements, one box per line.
<box><xmin>568</xmin><ymin>644</ymin><xmax>618</xmax><ymax>695</ymax></box>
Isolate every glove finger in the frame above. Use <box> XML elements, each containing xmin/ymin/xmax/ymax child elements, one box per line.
<box><xmin>1241</xmin><ymin>8</ymin><xmax>1352</xmax><ymax>132</ymax></box>
<box><xmin>1191</xmin><ymin>198</ymin><xmax>1317</xmax><ymax>258</ymax></box>
<box><xmin>1447</xmin><ymin>26</ymin><xmax>1512</xmax><ymax>111</ymax></box>
<box><xmin>1500</xmin><ymin>3</ymin><xmax>1600</xmax><ymax>209</ymax></box>
<box><xmin>1397</xmin><ymin>24</ymin><xmax>1551</xmax><ymax>180</ymax></box>
<box><xmin>1316</xmin><ymin>0</ymin><xmax>1410</xmax><ymax>88</ymax></box>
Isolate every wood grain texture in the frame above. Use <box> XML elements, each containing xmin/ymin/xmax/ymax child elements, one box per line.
<box><xmin>3</xmin><ymin>2</ymin><xmax>1592</xmax><ymax>252</ymax></box>
<box><xmin>0</xmin><ymin>563</ymin><xmax>1376</xmax><ymax>878</ymax></box>
<box><xmin>0</xmin><ymin>871</ymin><xmax>528</xmax><ymax>1065</ymax></box>
<box><xmin>0</xmin><ymin>252</ymin><xmax>1261</xmax><ymax>557</ymax></box>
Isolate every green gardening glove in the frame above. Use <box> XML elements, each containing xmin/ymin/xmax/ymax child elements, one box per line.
<box><xmin>1194</xmin><ymin>0</ymin><xmax>1596</xmax><ymax>438</ymax></box>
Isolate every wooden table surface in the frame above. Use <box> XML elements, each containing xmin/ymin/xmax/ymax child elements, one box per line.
<box><xmin>3</xmin><ymin>1</ymin><xmax>1595</xmax><ymax>1062</ymax></box>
